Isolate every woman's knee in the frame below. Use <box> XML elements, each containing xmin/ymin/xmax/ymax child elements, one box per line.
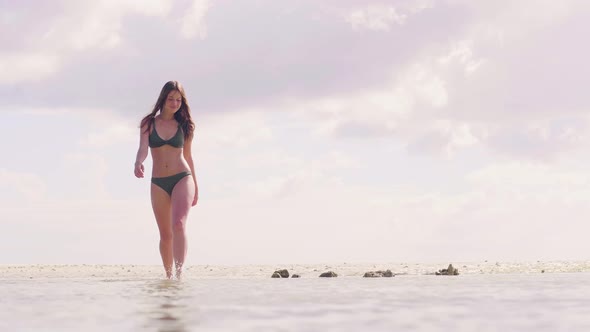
<box><xmin>160</xmin><ymin>231</ymin><xmax>173</xmax><ymax>242</ymax></box>
<box><xmin>172</xmin><ymin>219</ymin><xmax>186</xmax><ymax>233</ymax></box>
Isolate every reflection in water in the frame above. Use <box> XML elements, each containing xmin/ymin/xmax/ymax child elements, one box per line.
<box><xmin>141</xmin><ymin>280</ymin><xmax>194</xmax><ymax>332</ymax></box>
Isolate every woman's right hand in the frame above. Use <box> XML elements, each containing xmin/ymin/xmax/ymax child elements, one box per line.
<box><xmin>134</xmin><ymin>162</ymin><xmax>144</xmax><ymax>178</ymax></box>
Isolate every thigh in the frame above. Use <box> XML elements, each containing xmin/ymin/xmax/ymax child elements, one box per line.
<box><xmin>170</xmin><ymin>175</ymin><xmax>195</xmax><ymax>223</ymax></box>
<box><xmin>151</xmin><ymin>183</ymin><xmax>172</xmax><ymax>235</ymax></box>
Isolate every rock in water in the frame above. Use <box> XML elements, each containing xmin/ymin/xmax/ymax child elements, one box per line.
<box><xmin>271</xmin><ymin>269</ymin><xmax>289</xmax><ymax>278</ymax></box>
<box><xmin>291</xmin><ymin>274</ymin><xmax>300</xmax><ymax>278</ymax></box>
<box><xmin>319</xmin><ymin>271</ymin><xmax>338</xmax><ymax>278</ymax></box>
<box><xmin>363</xmin><ymin>269</ymin><xmax>394</xmax><ymax>278</ymax></box>
<box><xmin>435</xmin><ymin>264</ymin><xmax>459</xmax><ymax>276</ymax></box>
<box><xmin>379</xmin><ymin>269</ymin><xmax>394</xmax><ymax>277</ymax></box>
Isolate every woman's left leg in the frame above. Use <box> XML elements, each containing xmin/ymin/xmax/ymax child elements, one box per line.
<box><xmin>170</xmin><ymin>175</ymin><xmax>195</xmax><ymax>278</ymax></box>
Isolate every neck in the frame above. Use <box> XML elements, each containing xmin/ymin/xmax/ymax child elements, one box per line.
<box><xmin>160</xmin><ymin>111</ymin><xmax>175</xmax><ymax>120</ymax></box>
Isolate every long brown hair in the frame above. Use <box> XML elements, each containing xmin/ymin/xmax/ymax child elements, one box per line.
<box><xmin>140</xmin><ymin>81</ymin><xmax>195</xmax><ymax>139</ymax></box>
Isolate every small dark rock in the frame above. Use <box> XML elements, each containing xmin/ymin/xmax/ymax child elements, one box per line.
<box><xmin>435</xmin><ymin>264</ymin><xmax>459</xmax><ymax>276</ymax></box>
<box><xmin>292</xmin><ymin>274</ymin><xmax>300</xmax><ymax>278</ymax></box>
<box><xmin>380</xmin><ymin>270</ymin><xmax>394</xmax><ymax>277</ymax></box>
<box><xmin>271</xmin><ymin>269</ymin><xmax>289</xmax><ymax>278</ymax></box>
<box><xmin>319</xmin><ymin>271</ymin><xmax>338</xmax><ymax>278</ymax></box>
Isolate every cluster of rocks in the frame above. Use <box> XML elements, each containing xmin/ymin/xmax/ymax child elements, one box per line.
<box><xmin>363</xmin><ymin>269</ymin><xmax>394</xmax><ymax>278</ymax></box>
<box><xmin>271</xmin><ymin>269</ymin><xmax>300</xmax><ymax>278</ymax></box>
<box><xmin>271</xmin><ymin>269</ymin><xmax>338</xmax><ymax>278</ymax></box>
<box><xmin>435</xmin><ymin>264</ymin><xmax>459</xmax><ymax>276</ymax></box>
<box><xmin>270</xmin><ymin>269</ymin><xmax>396</xmax><ymax>278</ymax></box>
<box><xmin>271</xmin><ymin>264</ymin><xmax>460</xmax><ymax>278</ymax></box>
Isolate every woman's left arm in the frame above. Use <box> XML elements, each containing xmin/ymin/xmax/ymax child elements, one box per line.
<box><xmin>183</xmin><ymin>133</ymin><xmax>198</xmax><ymax>206</ymax></box>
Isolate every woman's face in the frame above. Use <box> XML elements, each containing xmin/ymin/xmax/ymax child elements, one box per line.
<box><xmin>164</xmin><ymin>90</ymin><xmax>182</xmax><ymax>113</ymax></box>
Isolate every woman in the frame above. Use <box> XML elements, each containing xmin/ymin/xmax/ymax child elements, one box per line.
<box><xmin>134</xmin><ymin>81</ymin><xmax>198</xmax><ymax>279</ymax></box>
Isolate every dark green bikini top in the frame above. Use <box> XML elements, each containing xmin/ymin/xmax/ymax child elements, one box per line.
<box><xmin>149</xmin><ymin>120</ymin><xmax>184</xmax><ymax>148</ymax></box>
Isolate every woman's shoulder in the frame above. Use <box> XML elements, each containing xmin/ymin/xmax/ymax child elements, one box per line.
<box><xmin>140</xmin><ymin>116</ymin><xmax>155</xmax><ymax>130</ymax></box>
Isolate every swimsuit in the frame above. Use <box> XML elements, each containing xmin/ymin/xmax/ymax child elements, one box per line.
<box><xmin>151</xmin><ymin>171</ymin><xmax>192</xmax><ymax>196</ymax></box>
<box><xmin>148</xmin><ymin>120</ymin><xmax>184</xmax><ymax>148</ymax></box>
<box><xmin>149</xmin><ymin>120</ymin><xmax>191</xmax><ymax>196</ymax></box>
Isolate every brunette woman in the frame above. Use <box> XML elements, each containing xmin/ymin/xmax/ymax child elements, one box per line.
<box><xmin>134</xmin><ymin>81</ymin><xmax>198</xmax><ymax>279</ymax></box>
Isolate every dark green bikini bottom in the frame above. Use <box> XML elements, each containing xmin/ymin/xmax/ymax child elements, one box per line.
<box><xmin>151</xmin><ymin>171</ymin><xmax>191</xmax><ymax>196</ymax></box>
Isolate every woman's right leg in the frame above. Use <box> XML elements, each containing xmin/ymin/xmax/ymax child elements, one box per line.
<box><xmin>151</xmin><ymin>184</ymin><xmax>173</xmax><ymax>279</ymax></box>
<box><xmin>170</xmin><ymin>175</ymin><xmax>195</xmax><ymax>279</ymax></box>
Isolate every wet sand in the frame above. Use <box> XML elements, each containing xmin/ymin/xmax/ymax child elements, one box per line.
<box><xmin>2</xmin><ymin>260</ymin><xmax>589</xmax><ymax>279</ymax></box>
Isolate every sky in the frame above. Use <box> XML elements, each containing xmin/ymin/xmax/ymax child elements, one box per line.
<box><xmin>1</xmin><ymin>0</ymin><xmax>590</xmax><ymax>265</ymax></box>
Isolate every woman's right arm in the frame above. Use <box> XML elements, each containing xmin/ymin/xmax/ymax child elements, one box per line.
<box><xmin>134</xmin><ymin>124</ymin><xmax>149</xmax><ymax>178</ymax></box>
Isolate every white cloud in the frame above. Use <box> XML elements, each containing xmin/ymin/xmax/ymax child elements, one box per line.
<box><xmin>467</xmin><ymin>162</ymin><xmax>589</xmax><ymax>190</ymax></box>
<box><xmin>438</xmin><ymin>40</ymin><xmax>486</xmax><ymax>76</ymax></box>
<box><xmin>407</xmin><ymin>0</ymin><xmax>435</xmax><ymax>14</ymax></box>
<box><xmin>484</xmin><ymin>118</ymin><xmax>590</xmax><ymax>161</ymax></box>
<box><xmin>283</xmin><ymin>59</ymin><xmax>449</xmax><ymax>141</ymax></box>
<box><xmin>44</xmin><ymin>0</ymin><xmax>172</xmax><ymax>51</ymax></box>
<box><xmin>180</xmin><ymin>0</ymin><xmax>211</xmax><ymax>39</ymax></box>
<box><xmin>198</xmin><ymin>110</ymin><xmax>273</xmax><ymax>149</ymax></box>
<box><xmin>80</xmin><ymin>124</ymin><xmax>136</xmax><ymax>148</ymax></box>
<box><xmin>62</xmin><ymin>153</ymin><xmax>110</xmax><ymax>199</ymax></box>
<box><xmin>346</xmin><ymin>5</ymin><xmax>406</xmax><ymax>31</ymax></box>
<box><xmin>119</xmin><ymin>0</ymin><xmax>173</xmax><ymax>16</ymax></box>
<box><xmin>407</xmin><ymin>64</ymin><xmax>448</xmax><ymax>107</ymax></box>
<box><xmin>1</xmin><ymin>198</ymin><xmax>156</xmax><ymax>264</ymax></box>
<box><xmin>239</xmin><ymin>150</ymin><xmax>303</xmax><ymax>170</ymax></box>
<box><xmin>20</xmin><ymin>106</ymin><xmax>136</xmax><ymax>123</ymax></box>
<box><xmin>0</xmin><ymin>169</ymin><xmax>47</xmax><ymax>201</ymax></box>
<box><xmin>243</xmin><ymin>150</ymin><xmax>360</xmax><ymax>199</ymax></box>
<box><xmin>284</xmin><ymin>1</ymin><xmax>588</xmax><ymax>161</ymax></box>
<box><xmin>0</xmin><ymin>53</ymin><xmax>60</xmax><ymax>83</ymax></box>
<box><xmin>0</xmin><ymin>0</ymin><xmax>173</xmax><ymax>83</ymax></box>
<box><xmin>448</xmin><ymin>122</ymin><xmax>479</xmax><ymax>148</ymax></box>
<box><xmin>406</xmin><ymin>121</ymin><xmax>480</xmax><ymax>158</ymax></box>
<box><xmin>457</xmin><ymin>0</ymin><xmax>577</xmax><ymax>42</ymax></box>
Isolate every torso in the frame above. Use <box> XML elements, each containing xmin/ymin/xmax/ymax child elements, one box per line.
<box><xmin>149</xmin><ymin>116</ymin><xmax>190</xmax><ymax>178</ymax></box>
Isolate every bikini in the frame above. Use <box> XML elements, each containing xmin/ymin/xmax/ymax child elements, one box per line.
<box><xmin>149</xmin><ymin>120</ymin><xmax>191</xmax><ymax>196</ymax></box>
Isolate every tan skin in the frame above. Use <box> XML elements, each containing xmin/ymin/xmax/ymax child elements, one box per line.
<box><xmin>134</xmin><ymin>90</ymin><xmax>198</xmax><ymax>279</ymax></box>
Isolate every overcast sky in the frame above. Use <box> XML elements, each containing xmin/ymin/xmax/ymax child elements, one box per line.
<box><xmin>1</xmin><ymin>0</ymin><xmax>590</xmax><ymax>265</ymax></box>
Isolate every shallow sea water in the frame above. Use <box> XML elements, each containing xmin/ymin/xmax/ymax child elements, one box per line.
<box><xmin>1</xmin><ymin>272</ymin><xmax>589</xmax><ymax>331</ymax></box>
